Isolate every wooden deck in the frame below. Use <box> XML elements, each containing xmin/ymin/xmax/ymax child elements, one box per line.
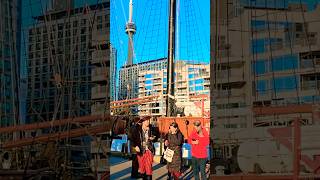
<box><xmin>110</xmin><ymin>156</ymin><xmax>210</xmax><ymax>180</ymax></box>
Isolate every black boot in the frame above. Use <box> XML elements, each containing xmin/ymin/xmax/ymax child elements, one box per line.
<box><xmin>146</xmin><ymin>175</ymin><xmax>152</xmax><ymax>180</ymax></box>
<box><xmin>142</xmin><ymin>174</ymin><xmax>147</xmax><ymax>180</ymax></box>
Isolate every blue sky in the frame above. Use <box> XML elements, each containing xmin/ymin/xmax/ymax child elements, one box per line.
<box><xmin>110</xmin><ymin>0</ymin><xmax>211</xmax><ymax>71</ymax></box>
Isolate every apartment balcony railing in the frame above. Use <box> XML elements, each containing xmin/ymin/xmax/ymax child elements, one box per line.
<box><xmin>216</xmin><ymin>107</ymin><xmax>248</xmax><ymax>116</ymax></box>
<box><xmin>216</xmin><ymin>69</ymin><xmax>244</xmax><ymax>83</ymax></box>
<box><xmin>300</xmin><ymin>58</ymin><xmax>320</xmax><ymax>69</ymax></box>
<box><xmin>92</xmin><ymin>67</ymin><xmax>108</xmax><ymax>82</ymax></box>
<box><xmin>92</xmin><ymin>50</ymin><xmax>108</xmax><ymax>64</ymax></box>
<box><xmin>91</xmin><ymin>85</ymin><xmax>108</xmax><ymax>99</ymax></box>
<box><xmin>295</xmin><ymin>35</ymin><xmax>317</xmax><ymax>47</ymax></box>
<box><xmin>301</xmin><ymin>81</ymin><xmax>320</xmax><ymax>90</ymax></box>
<box><xmin>91</xmin><ymin>103</ymin><xmax>108</xmax><ymax>115</ymax></box>
<box><xmin>217</xmin><ymin>89</ymin><xmax>244</xmax><ymax>98</ymax></box>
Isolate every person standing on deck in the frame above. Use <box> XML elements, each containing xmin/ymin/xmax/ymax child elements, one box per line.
<box><xmin>129</xmin><ymin>117</ymin><xmax>143</xmax><ymax>178</ymax></box>
<box><xmin>130</xmin><ymin>116</ymin><xmax>158</xmax><ymax>180</ymax></box>
<box><xmin>188</xmin><ymin>120</ymin><xmax>209</xmax><ymax>180</ymax></box>
<box><xmin>164</xmin><ymin>122</ymin><xmax>184</xmax><ymax>180</ymax></box>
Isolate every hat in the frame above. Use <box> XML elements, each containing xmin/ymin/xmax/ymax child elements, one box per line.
<box><xmin>193</xmin><ymin>120</ymin><xmax>201</xmax><ymax>126</ymax></box>
<box><xmin>170</xmin><ymin>122</ymin><xmax>178</xmax><ymax>128</ymax></box>
<box><xmin>139</xmin><ymin>116</ymin><xmax>152</xmax><ymax>122</ymax></box>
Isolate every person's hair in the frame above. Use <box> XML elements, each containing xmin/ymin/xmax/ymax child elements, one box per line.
<box><xmin>193</xmin><ymin>120</ymin><xmax>201</xmax><ymax>127</ymax></box>
<box><xmin>170</xmin><ymin>122</ymin><xmax>178</xmax><ymax>128</ymax></box>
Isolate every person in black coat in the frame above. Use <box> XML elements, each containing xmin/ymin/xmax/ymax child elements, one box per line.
<box><xmin>165</xmin><ymin>122</ymin><xmax>184</xmax><ymax>180</ymax></box>
<box><xmin>130</xmin><ymin>116</ymin><xmax>158</xmax><ymax>180</ymax></box>
<box><xmin>128</xmin><ymin>119</ymin><xmax>142</xmax><ymax>178</ymax></box>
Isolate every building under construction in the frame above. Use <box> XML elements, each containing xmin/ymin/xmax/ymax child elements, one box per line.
<box><xmin>211</xmin><ymin>0</ymin><xmax>320</xmax><ymax>179</ymax></box>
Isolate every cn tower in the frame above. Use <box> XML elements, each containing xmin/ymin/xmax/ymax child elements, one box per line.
<box><xmin>125</xmin><ymin>0</ymin><xmax>136</xmax><ymax>66</ymax></box>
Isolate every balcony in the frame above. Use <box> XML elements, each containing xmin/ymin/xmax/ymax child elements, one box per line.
<box><xmin>295</xmin><ymin>34</ymin><xmax>317</xmax><ymax>47</ymax></box>
<box><xmin>300</xmin><ymin>58</ymin><xmax>320</xmax><ymax>69</ymax></box>
<box><xmin>91</xmin><ymin>103</ymin><xmax>108</xmax><ymax>115</ymax></box>
<box><xmin>216</xmin><ymin>107</ymin><xmax>249</xmax><ymax>116</ymax></box>
<box><xmin>92</xmin><ymin>67</ymin><xmax>108</xmax><ymax>82</ymax></box>
<box><xmin>204</xmin><ymin>79</ymin><xmax>210</xmax><ymax>85</ymax></box>
<box><xmin>92</xmin><ymin>29</ymin><xmax>109</xmax><ymax>46</ymax></box>
<box><xmin>301</xmin><ymin>80</ymin><xmax>317</xmax><ymax>90</ymax></box>
<box><xmin>217</xmin><ymin>89</ymin><xmax>244</xmax><ymax>98</ymax></box>
<box><xmin>92</xmin><ymin>50</ymin><xmax>109</xmax><ymax>64</ymax></box>
<box><xmin>91</xmin><ymin>85</ymin><xmax>108</xmax><ymax>99</ymax></box>
<box><xmin>216</xmin><ymin>69</ymin><xmax>244</xmax><ymax>83</ymax></box>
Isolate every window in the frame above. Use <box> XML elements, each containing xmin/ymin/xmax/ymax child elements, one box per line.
<box><xmin>252</xmin><ymin>60</ymin><xmax>267</xmax><ymax>75</ymax></box>
<box><xmin>271</xmin><ymin>55</ymin><xmax>298</xmax><ymax>72</ymax></box>
<box><xmin>145</xmin><ymin>80</ymin><xmax>152</xmax><ymax>85</ymax></box>
<box><xmin>251</xmin><ymin>38</ymin><xmax>282</xmax><ymax>54</ymax></box>
<box><xmin>81</xmin><ymin>19</ymin><xmax>87</xmax><ymax>26</ymax></box>
<box><xmin>251</xmin><ymin>39</ymin><xmax>265</xmax><ymax>53</ymax></box>
<box><xmin>73</xmin><ymin>21</ymin><xmax>78</xmax><ymax>27</ymax></box>
<box><xmin>163</xmin><ymin>78</ymin><xmax>167</xmax><ymax>82</ymax></box>
<box><xmin>97</xmin><ymin>16</ymin><xmax>103</xmax><ymax>30</ymax></box>
<box><xmin>193</xmin><ymin>79</ymin><xmax>203</xmax><ymax>85</ymax></box>
<box><xmin>189</xmin><ymin>74</ymin><xmax>195</xmax><ymax>79</ymax></box>
<box><xmin>256</xmin><ymin>80</ymin><xmax>268</xmax><ymax>94</ymax></box>
<box><xmin>145</xmin><ymin>74</ymin><xmax>153</xmax><ymax>79</ymax></box>
<box><xmin>195</xmin><ymin>86</ymin><xmax>204</xmax><ymax>91</ymax></box>
<box><xmin>273</xmin><ymin>76</ymin><xmax>298</xmax><ymax>92</ymax></box>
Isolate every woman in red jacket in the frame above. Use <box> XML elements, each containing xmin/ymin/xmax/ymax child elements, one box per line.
<box><xmin>188</xmin><ymin>120</ymin><xmax>209</xmax><ymax>180</ymax></box>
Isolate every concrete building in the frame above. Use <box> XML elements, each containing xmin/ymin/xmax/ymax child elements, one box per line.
<box><xmin>118</xmin><ymin>58</ymin><xmax>167</xmax><ymax>100</ymax></box>
<box><xmin>26</xmin><ymin>0</ymin><xmax>109</xmax><ymax>177</ymax></box>
<box><xmin>138</xmin><ymin>60</ymin><xmax>210</xmax><ymax>116</ymax></box>
<box><xmin>212</xmin><ymin>1</ymin><xmax>320</xmax><ymax>129</ymax></box>
<box><xmin>90</xmin><ymin>1</ymin><xmax>109</xmax><ymax>117</ymax></box>
<box><xmin>26</xmin><ymin>1</ymin><xmax>109</xmax><ymax>123</ymax></box>
<box><xmin>0</xmin><ymin>0</ymin><xmax>21</xmax><ymax>128</ymax></box>
<box><xmin>110</xmin><ymin>45</ymin><xmax>117</xmax><ymax>101</ymax></box>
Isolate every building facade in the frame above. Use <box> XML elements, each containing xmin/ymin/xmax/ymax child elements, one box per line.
<box><xmin>0</xmin><ymin>0</ymin><xmax>21</xmax><ymax>128</ymax></box>
<box><xmin>212</xmin><ymin>1</ymin><xmax>320</xmax><ymax>129</ymax></box>
<box><xmin>118</xmin><ymin>58</ymin><xmax>167</xmax><ymax>100</ymax></box>
<box><xmin>26</xmin><ymin>1</ymin><xmax>109</xmax><ymax>123</ymax></box>
<box><xmin>137</xmin><ymin>60</ymin><xmax>210</xmax><ymax>116</ymax></box>
<box><xmin>110</xmin><ymin>45</ymin><xmax>117</xmax><ymax>101</ymax></box>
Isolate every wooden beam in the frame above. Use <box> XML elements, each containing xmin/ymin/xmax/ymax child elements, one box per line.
<box><xmin>0</xmin><ymin>115</ymin><xmax>108</xmax><ymax>133</ymax></box>
<box><xmin>2</xmin><ymin>123</ymin><xmax>111</xmax><ymax>149</ymax></box>
<box><xmin>111</xmin><ymin>95</ymin><xmax>158</xmax><ymax>104</ymax></box>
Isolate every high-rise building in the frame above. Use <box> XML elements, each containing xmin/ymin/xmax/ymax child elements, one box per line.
<box><xmin>0</xmin><ymin>0</ymin><xmax>21</xmax><ymax>128</ymax></box>
<box><xmin>118</xmin><ymin>59</ymin><xmax>167</xmax><ymax>114</ymax></box>
<box><xmin>118</xmin><ymin>58</ymin><xmax>167</xmax><ymax>100</ymax></box>
<box><xmin>110</xmin><ymin>45</ymin><xmax>117</xmax><ymax>101</ymax></box>
<box><xmin>26</xmin><ymin>2</ymin><xmax>109</xmax><ymax>123</ymax></box>
<box><xmin>213</xmin><ymin>1</ymin><xmax>320</xmax><ymax>129</ymax></box>
<box><xmin>138</xmin><ymin>60</ymin><xmax>210</xmax><ymax>116</ymax></box>
<box><xmin>26</xmin><ymin>0</ymin><xmax>109</xmax><ymax>177</ymax></box>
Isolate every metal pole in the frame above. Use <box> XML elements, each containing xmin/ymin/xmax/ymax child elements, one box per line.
<box><xmin>166</xmin><ymin>0</ymin><xmax>176</xmax><ymax>117</ymax></box>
